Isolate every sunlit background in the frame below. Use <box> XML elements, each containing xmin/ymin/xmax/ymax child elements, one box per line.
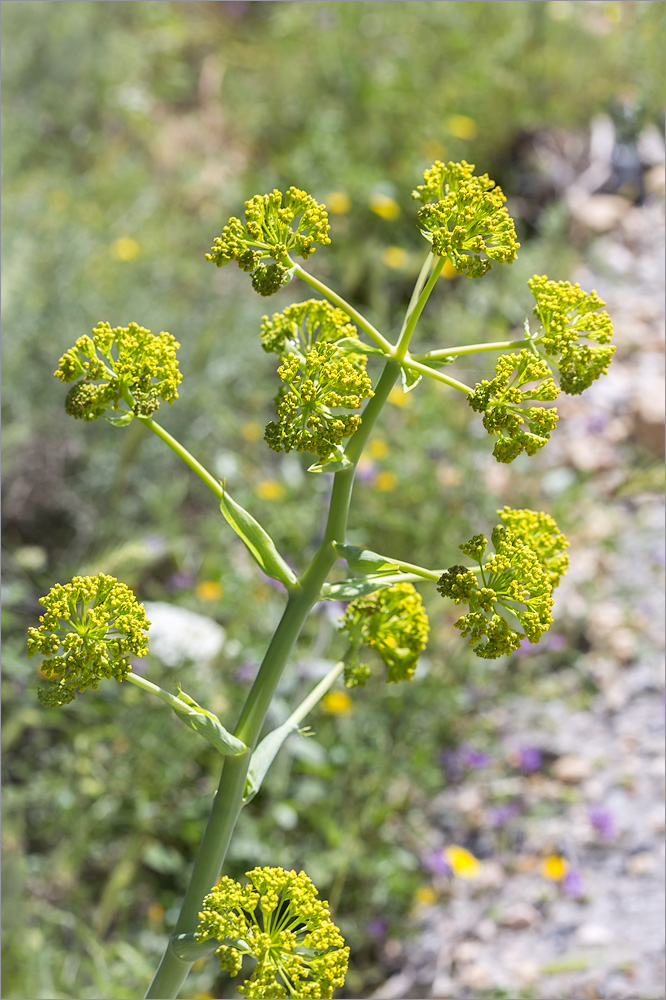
<box><xmin>2</xmin><ymin>3</ymin><xmax>664</xmax><ymax>998</ymax></box>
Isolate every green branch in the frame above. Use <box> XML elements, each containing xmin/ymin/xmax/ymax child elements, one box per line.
<box><xmin>290</xmin><ymin>260</ymin><xmax>394</xmax><ymax>356</ymax></box>
<box><xmin>138</xmin><ymin>417</ymin><xmax>225</xmax><ymax>501</ymax></box>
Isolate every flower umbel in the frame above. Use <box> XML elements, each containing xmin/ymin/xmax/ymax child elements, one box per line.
<box><xmin>205</xmin><ymin>188</ymin><xmax>331</xmax><ymax>295</ymax></box>
<box><xmin>196</xmin><ymin>867</ymin><xmax>349</xmax><ymax>999</ymax></box>
<box><xmin>339</xmin><ymin>583</ymin><xmax>430</xmax><ymax>687</ymax></box>
<box><xmin>437</xmin><ymin>508</ymin><xmax>568</xmax><ymax>658</ymax></box>
<box><xmin>412</xmin><ymin>160</ymin><xmax>520</xmax><ymax>277</ymax></box>
<box><xmin>527</xmin><ymin>275</ymin><xmax>615</xmax><ymax>394</ymax></box>
<box><xmin>27</xmin><ymin>574</ymin><xmax>150</xmax><ymax>706</ymax></box>
<box><xmin>467</xmin><ymin>350</ymin><xmax>560</xmax><ymax>463</ymax></box>
<box><xmin>264</xmin><ymin>343</ymin><xmax>374</xmax><ymax>461</ymax></box>
<box><xmin>260</xmin><ymin>299</ymin><xmax>359</xmax><ymax>359</ymax></box>
<box><xmin>55</xmin><ymin>321</ymin><xmax>181</xmax><ymax>422</ymax></box>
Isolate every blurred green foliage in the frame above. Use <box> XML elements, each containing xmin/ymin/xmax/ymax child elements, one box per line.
<box><xmin>2</xmin><ymin>2</ymin><xmax>664</xmax><ymax>998</ymax></box>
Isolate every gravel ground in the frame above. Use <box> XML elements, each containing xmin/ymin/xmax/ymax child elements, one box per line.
<box><xmin>373</xmin><ymin>152</ymin><xmax>665</xmax><ymax>1000</ymax></box>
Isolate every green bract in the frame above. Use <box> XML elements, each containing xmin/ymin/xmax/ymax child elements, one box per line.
<box><xmin>467</xmin><ymin>349</ymin><xmax>560</xmax><ymax>463</ymax></box>
<box><xmin>264</xmin><ymin>343</ymin><xmax>374</xmax><ymax>461</ymax></box>
<box><xmin>196</xmin><ymin>867</ymin><xmax>349</xmax><ymax>999</ymax></box>
<box><xmin>437</xmin><ymin>508</ymin><xmax>568</xmax><ymax>659</ymax></box>
<box><xmin>55</xmin><ymin>321</ymin><xmax>181</xmax><ymax>422</ymax></box>
<box><xmin>27</xmin><ymin>574</ymin><xmax>150</xmax><ymax>707</ymax></box>
<box><xmin>205</xmin><ymin>187</ymin><xmax>331</xmax><ymax>295</ymax></box>
<box><xmin>260</xmin><ymin>299</ymin><xmax>359</xmax><ymax>358</ymax></box>
<box><xmin>412</xmin><ymin>159</ymin><xmax>520</xmax><ymax>278</ymax></box>
<box><xmin>339</xmin><ymin>582</ymin><xmax>430</xmax><ymax>687</ymax></box>
<box><xmin>527</xmin><ymin>275</ymin><xmax>615</xmax><ymax>394</ymax></box>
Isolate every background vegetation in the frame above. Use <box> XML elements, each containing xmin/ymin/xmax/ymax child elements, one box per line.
<box><xmin>2</xmin><ymin>3</ymin><xmax>664</xmax><ymax>998</ymax></box>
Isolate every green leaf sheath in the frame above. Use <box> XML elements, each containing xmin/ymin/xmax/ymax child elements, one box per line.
<box><xmin>219</xmin><ymin>487</ymin><xmax>298</xmax><ymax>588</ymax></box>
<box><xmin>144</xmin><ymin>363</ymin><xmax>399</xmax><ymax>999</ymax></box>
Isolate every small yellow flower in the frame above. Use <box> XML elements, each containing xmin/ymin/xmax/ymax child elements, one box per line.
<box><xmin>255</xmin><ymin>479</ymin><xmax>285</xmax><ymax>501</ymax></box>
<box><xmin>367</xmin><ymin>438</ymin><xmax>389</xmax><ymax>459</ymax></box>
<box><xmin>446</xmin><ymin>115</ymin><xmax>478</xmax><ymax>141</ymax></box>
<box><xmin>195</xmin><ymin>580</ymin><xmax>224</xmax><ymax>602</ymax></box>
<box><xmin>369</xmin><ymin>193</ymin><xmax>400</xmax><ymax>221</ymax></box>
<box><xmin>322</xmin><ymin>690</ymin><xmax>353</xmax><ymax>715</ymax></box>
<box><xmin>382</xmin><ymin>245</ymin><xmax>408</xmax><ymax>270</ymax></box>
<box><xmin>445</xmin><ymin>845</ymin><xmax>481</xmax><ymax>880</ymax></box>
<box><xmin>240</xmin><ymin>420</ymin><xmax>263</xmax><ymax>442</ymax></box>
<box><xmin>413</xmin><ymin>885</ymin><xmax>438</xmax><ymax>906</ymax></box>
<box><xmin>326</xmin><ymin>191</ymin><xmax>352</xmax><ymax>215</ymax></box>
<box><xmin>541</xmin><ymin>854</ymin><xmax>569</xmax><ymax>881</ymax></box>
<box><xmin>375</xmin><ymin>471</ymin><xmax>398</xmax><ymax>492</ymax></box>
<box><xmin>440</xmin><ymin>258</ymin><xmax>460</xmax><ymax>279</ymax></box>
<box><xmin>111</xmin><ymin>236</ymin><xmax>141</xmax><ymax>261</ymax></box>
<box><xmin>147</xmin><ymin>903</ymin><xmax>165</xmax><ymax>922</ymax></box>
<box><xmin>388</xmin><ymin>386</ymin><xmax>411</xmax><ymax>407</ymax></box>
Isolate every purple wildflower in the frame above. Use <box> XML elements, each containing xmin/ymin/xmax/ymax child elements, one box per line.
<box><xmin>366</xmin><ymin>917</ymin><xmax>389</xmax><ymax>940</ymax></box>
<box><xmin>489</xmin><ymin>800</ymin><xmax>520</xmax><ymax>828</ymax></box>
<box><xmin>518</xmin><ymin>745</ymin><xmax>543</xmax><ymax>773</ymax></box>
<box><xmin>588</xmin><ymin>806</ymin><xmax>616</xmax><ymax>840</ymax></box>
<box><xmin>166</xmin><ymin>570</ymin><xmax>195</xmax><ymax>592</ymax></box>
<box><xmin>459</xmin><ymin>745</ymin><xmax>491</xmax><ymax>770</ymax></box>
<box><xmin>561</xmin><ymin>868</ymin><xmax>585</xmax><ymax>898</ymax></box>
<box><xmin>422</xmin><ymin>849</ymin><xmax>452</xmax><ymax>876</ymax></box>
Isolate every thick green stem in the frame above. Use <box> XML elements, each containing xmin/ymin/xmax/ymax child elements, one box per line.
<box><xmin>145</xmin><ymin>362</ymin><xmax>399</xmax><ymax>999</ymax></box>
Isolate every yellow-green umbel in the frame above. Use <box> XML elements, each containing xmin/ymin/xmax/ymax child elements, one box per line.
<box><xmin>527</xmin><ymin>275</ymin><xmax>615</xmax><ymax>394</ymax></box>
<box><xmin>467</xmin><ymin>349</ymin><xmax>560</xmax><ymax>463</ymax></box>
<box><xmin>55</xmin><ymin>321</ymin><xmax>181</xmax><ymax>422</ymax></box>
<box><xmin>264</xmin><ymin>343</ymin><xmax>374</xmax><ymax>461</ymax></box>
<box><xmin>206</xmin><ymin>187</ymin><xmax>331</xmax><ymax>295</ymax></box>
<box><xmin>196</xmin><ymin>867</ymin><xmax>349</xmax><ymax>999</ymax></box>
<box><xmin>412</xmin><ymin>159</ymin><xmax>520</xmax><ymax>277</ymax></box>
<box><xmin>437</xmin><ymin>508</ymin><xmax>568</xmax><ymax>659</ymax></box>
<box><xmin>340</xmin><ymin>582</ymin><xmax>430</xmax><ymax>687</ymax></box>
<box><xmin>27</xmin><ymin>574</ymin><xmax>150</xmax><ymax>706</ymax></box>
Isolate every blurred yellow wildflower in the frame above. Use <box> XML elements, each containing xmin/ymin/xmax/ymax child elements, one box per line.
<box><xmin>367</xmin><ymin>438</ymin><xmax>389</xmax><ymax>459</ymax></box>
<box><xmin>322</xmin><ymin>690</ymin><xmax>353</xmax><ymax>715</ymax></box>
<box><xmin>446</xmin><ymin>114</ymin><xmax>478</xmax><ymax>140</ymax></box>
<box><xmin>369</xmin><ymin>193</ymin><xmax>400</xmax><ymax>220</ymax></box>
<box><xmin>240</xmin><ymin>420</ymin><xmax>263</xmax><ymax>442</ymax></box>
<box><xmin>111</xmin><ymin>236</ymin><xmax>141</xmax><ymax>261</ymax></box>
<box><xmin>413</xmin><ymin>885</ymin><xmax>437</xmax><ymax>906</ymax></box>
<box><xmin>541</xmin><ymin>854</ymin><xmax>569</xmax><ymax>881</ymax></box>
<box><xmin>445</xmin><ymin>845</ymin><xmax>481</xmax><ymax>879</ymax></box>
<box><xmin>382</xmin><ymin>245</ymin><xmax>408</xmax><ymax>270</ymax></box>
<box><xmin>147</xmin><ymin>903</ymin><xmax>165</xmax><ymax>922</ymax></box>
<box><xmin>326</xmin><ymin>191</ymin><xmax>352</xmax><ymax>215</ymax></box>
<box><xmin>112</xmin><ymin>736</ymin><xmax>131</xmax><ymax>755</ymax></box>
<box><xmin>195</xmin><ymin>580</ymin><xmax>224</xmax><ymax>602</ymax></box>
<box><xmin>255</xmin><ymin>479</ymin><xmax>285</xmax><ymax>501</ymax></box>
<box><xmin>375</xmin><ymin>471</ymin><xmax>398</xmax><ymax>492</ymax></box>
<box><xmin>388</xmin><ymin>386</ymin><xmax>411</xmax><ymax>407</ymax></box>
<box><xmin>440</xmin><ymin>258</ymin><xmax>460</xmax><ymax>279</ymax></box>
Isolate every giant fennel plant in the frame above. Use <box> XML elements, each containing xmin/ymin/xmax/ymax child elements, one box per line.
<box><xmin>28</xmin><ymin>159</ymin><xmax>614</xmax><ymax>999</ymax></box>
